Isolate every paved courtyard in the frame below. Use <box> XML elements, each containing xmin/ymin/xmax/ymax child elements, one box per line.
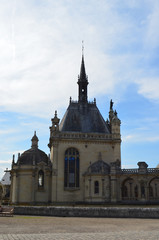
<box><xmin>0</xmin><ymin>216</ymin><xmax>159</xmax><ymax>239</ymax></box>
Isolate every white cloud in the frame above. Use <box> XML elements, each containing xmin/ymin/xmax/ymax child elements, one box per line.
<box><xmin>144</xmin><ymin>1</ymin><xmax>159</xmax><ymax>48</ymax></box>
<box><xmin>0</xmin><ymin>160</ymin><xmax>12</xmax><ymax>164</ymax></box>
<box><xmin>0</xmin><ymin>129</ymin><xmax>17</xmax><ymax>135</ymax></box>
<box><xmin>1</xmin><ymin>0</ymin><xmax>156</xmax><ymax>117</ymax></box>
<box><xmin>123</xmin><ymin>133</ymin><xmax>159</xmax><ymax>143</ymax></box>
<box><xmin>122</xmin><ymin>135</ymin><xmax>135</xmax><ymax>142</ymax></box>
<box><xmin>144</xmin><ymin>136</ymin><xmax>159</xmax><ymax>142</ymax></box>
<box><xmin>136</xmin><ymin>78</ymin><xmax>159</xmax><ymax>101</ymax></box>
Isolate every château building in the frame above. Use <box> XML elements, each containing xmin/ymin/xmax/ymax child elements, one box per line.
<box><xmin>10</xmin><ymin>54</ymin><xmax>159</xmax><ymax>204</ymax></box>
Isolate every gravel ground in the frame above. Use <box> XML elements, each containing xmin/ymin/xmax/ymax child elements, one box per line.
<box><xmin>0</xmin><ymin>216</ymin><xmax>159</xmax><ymax>239</ymax></box>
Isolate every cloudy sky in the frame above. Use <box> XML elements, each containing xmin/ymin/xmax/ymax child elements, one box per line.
<box><xmin>0</xmin><ymin>0</ymin><xmax>159</xmax><ymax>178</ymax></box>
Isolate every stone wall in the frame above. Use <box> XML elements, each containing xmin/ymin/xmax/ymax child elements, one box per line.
<box><xmin>14</xmin><ymin>206</ymin><xmax>159</xmax><ymax>219</ymax></box>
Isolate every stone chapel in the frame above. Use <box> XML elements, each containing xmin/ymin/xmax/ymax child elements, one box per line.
<box><xmin>10</xmin><ymin>54</ymin><xmax>159</xmax><ymax>205</ymax></box>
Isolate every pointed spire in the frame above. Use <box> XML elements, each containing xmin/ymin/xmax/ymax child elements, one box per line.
<box><xmin>78</xmin><ymin>41</ymin><xmax>88</xmax><ymax>82</ymax></box>
<box><xmin>79</xmin><ymin>54</ymin><xmax>87</xmax><ymax>82</ymax></box>
<box><xmin>31</xmin><ymin>131</ymin><xmax>39</xmax><ymax>149</ymax></box>
<box><xmin>78</xmin><ymin>42</ymin><xmax>89</xmax><ymax>103</ymax></box>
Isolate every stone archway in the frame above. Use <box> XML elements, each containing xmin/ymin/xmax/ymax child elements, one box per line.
<box><xmin>122</xmin><ymin>178</ymin><xmax>138</xmax><ymax>201</ymax></box>
<box><xmin>149</xmin><ymin>177</ymin><xmax>159</xmax><ymax>201</ymax></box>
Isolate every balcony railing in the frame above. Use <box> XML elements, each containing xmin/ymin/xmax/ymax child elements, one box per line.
<box><xmin>121</xmin><ymin>169</ymin><xmax>138</xmax><ymax>174</ymax></box>
<box><xmin>122</xmin><ymin>168</ymin><xmax>159</xmax><ymax>174</ymax></box>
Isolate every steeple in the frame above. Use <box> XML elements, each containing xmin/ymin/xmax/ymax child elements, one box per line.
<box><xmin>79</xmin><ymin>55</ymin><xmax>87</xmax><ymax>81</ymax></box>
<box><xmin>77</xmin><ymin>44</ymin><xmax>89</xmax><ymax>103</ymax></box>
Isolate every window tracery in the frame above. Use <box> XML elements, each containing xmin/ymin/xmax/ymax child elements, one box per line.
<box><xmin>64</xmin><ymin>148</ymin><xmax>79</xmax><ymax>188</ymax></box>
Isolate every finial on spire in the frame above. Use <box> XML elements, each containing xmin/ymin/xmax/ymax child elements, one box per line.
<box><xmin>82</xmin><ymin>40</ymin><xmax>84</xmax><ymax>56</ymax></box>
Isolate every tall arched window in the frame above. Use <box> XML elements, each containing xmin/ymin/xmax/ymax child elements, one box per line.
<box><xmin>38</xmin><ymin>170</ymin><xmax>44</xmax><ymax>188</ymax></box>
<box><xmin>149</xmin><ymin>177</ymin><xmax>159</xmax><ymax>200</ymax></box>
<box><xmin>94</xmin><ymin>181</ymin><xmax>99</xmax><ymax>194</ymax></box>
<box><xmin>64</xmin><ymin>148</ymin><xmax>79</xmax><ymax>188</ymax></box>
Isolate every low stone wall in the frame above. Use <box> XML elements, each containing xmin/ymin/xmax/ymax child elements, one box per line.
<box><xmin>14</xmin><ymin>206</ymin><xmax>159</xmax><ymax>218</ymax></box>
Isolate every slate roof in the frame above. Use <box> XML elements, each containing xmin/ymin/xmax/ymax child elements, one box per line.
<box><xmin>0</xmin><ymin>171</ymin><xmax>11</xmax><ymax>185</ymax></box>
<box><xmin>15</xmin><ymin>132</ymin><xmax>51</xmax><ymax>166</ymax></box>
<box><xmin>17</xmin><ymin>148</ymin><xmax>49</xmax><ymax>165</ymax></box>
<box><xmin>59</xmin><ymin>102</ymin><xmax>110</xmax><ymax>134</ymax></box>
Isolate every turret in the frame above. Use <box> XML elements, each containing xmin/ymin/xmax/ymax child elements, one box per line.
<box><xmin>51</xmin><ymin>110</ymin><xmax>60</xmax><ymax>132</ymax></box>
<box><xmin>109</xmin><ymin>99</ymin><xmax>121</xmax><ymax>135</ymax></box>
<box><xmin>31</xmin><ymin>131</ymin><xmax>39</xmax><ymax>149</ymax></box>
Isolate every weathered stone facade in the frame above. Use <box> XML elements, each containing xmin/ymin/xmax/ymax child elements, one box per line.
<box><xmin>10</xmin><ymin>55</ymin><xmax>159</xmax><ymax>205</ymax></box>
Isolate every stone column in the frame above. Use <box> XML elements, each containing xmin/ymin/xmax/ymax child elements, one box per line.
<box><xmin>110</xmin><ymin>177</ymin><xmax>117</xmax><ymax>202</ymax></box>
<box><xmin>110</xmin><ymin>162</ymin><xmax>118</xmax><ymax>203</ymax></box>
<box><xmin>31</xmin><ymin>170</ymin><xmax>35</xmax><ymax>204</ymax></box>
<box><xmin>45</xmin><ymin>170</ymin><xmax>51</xmax><ymax>203</ymax></box>
<box><xmin>15</xmin><ymin>172</ymin><xmax>19</xmax><ymax>204</ymax></box>
<box><xmin>83</xmin><ymin>178</ymin><xmax>85</xmax><ymax>201</ymax></box>
<box><xmin>89</xmin><ymin>178</ymin><xmax>92</xmax><ymax>202</ymax></box>
<box><xmin>11</xmin><ymin>171</ymin><xmax>17</xmax><ymax>204</ymax></box>
<box><xmin>51</xmin><ymin>143</ymin><xmax>58</xmax><ymax>202</ymax></box>
<box><xmin>139</xmin><ymin>180</ymin><xmax>146</xmax><ymax>202</ymax></box>
<box><xmin>48</xmin><ymin>171</ymin><xmax>52</xmax><ymax>203</ymax></box>
<box><xmin>105</xmin><ymin>176</ymin><xmax>110</xmax><ymax>201</ymax></box>
<box><xmin>102</xmin><ymin>179</ymin><xmax>105</xmax><ymax>197</ymax></box>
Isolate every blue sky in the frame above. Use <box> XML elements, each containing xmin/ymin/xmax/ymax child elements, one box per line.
<box><xmin>0</xmin><ymin>0</ymin><xmax>159</xmax><ymax>178</ymax></box>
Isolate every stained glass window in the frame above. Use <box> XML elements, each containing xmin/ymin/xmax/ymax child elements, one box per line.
<box><xmin>64</xmin><ymin>148</ymin><xmax>79</xmax><ymax>188</ymax></box>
